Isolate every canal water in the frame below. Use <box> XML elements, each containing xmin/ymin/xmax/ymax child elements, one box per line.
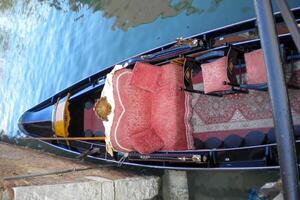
<box><xmin>1</xmin><ymin>0</ymin><xmax>300</xmax><ymax>199</ymax></box>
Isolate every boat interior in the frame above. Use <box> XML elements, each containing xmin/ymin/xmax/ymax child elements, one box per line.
<box><xmin>66</xmin><ymin>39</ymin><xmax>300</xmax><ymax>148</ymax></box>
<box><xmin>63</xmin><ymin>36</ymin><xmax>300</xmax><ymax>166</ymax></box>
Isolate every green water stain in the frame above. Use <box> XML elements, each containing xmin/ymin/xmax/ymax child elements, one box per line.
<box><xmin>0</xmin><ymin>0</ymin><xmax>33</xmax><ymax>11</ymax></box>
<box><xmin>241</xmin><ymin>6</ymin><xmax>251</xmax><ymax>13</ymax></box>
<box><xmin>207</xmin><ymin>0</ymin><xmax>223</xmax><ymax>13</ymax></box>
<box><xmin>0</xmin><ymin>0</ymin><xmax>15</xmax><ymax>11</ymax></box>
<box><xmin>0</xmin><ymin>33</ymin><xmax>9</xmax><ymax>52</ymax></box>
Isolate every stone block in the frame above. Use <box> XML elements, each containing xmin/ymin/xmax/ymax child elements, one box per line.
<box><xmin>7</xmin><ymin>175</ymin><xmax>160</xmax><ymax>200</ymax></box>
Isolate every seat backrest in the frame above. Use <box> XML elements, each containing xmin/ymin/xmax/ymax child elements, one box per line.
<box><xmin>245</xmin><ymin>49</ymin><xmax>267</xmax><ymax>84</ymax></box>
<box><xmin>201</xmin><ymin>56</ymin><xmax>231</xmax><ymax>94</ymax></box>
<box><xmin>83</xmin><ymin>103</ymin><xmax>105</xmax><ymax>136</ymax></box>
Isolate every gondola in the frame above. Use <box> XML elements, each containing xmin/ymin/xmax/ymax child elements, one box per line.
<box><xmin>18</xmin><ymin>7</ymin><xmax>300</xmax><ymax>170</ymax></box>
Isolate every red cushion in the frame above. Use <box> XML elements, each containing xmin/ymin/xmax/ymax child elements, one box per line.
<box><xmin>131</xmin><ymin>62</ymin><xmax>161</xmax><ymax>93</ymax></box>
<box><xmin>131</xmin><ymin>129</ymin><xmax>164</xmax><ymax>154</ymax></box>
<box><xmin>110</xmin><ymin>69</ymin><xmax>152</xmax><ymax>152</ymax></box>
<box><xmin>201</xmin><ymin>57</ymin><xmax>231</xmax><ymax>94</ymax></box>
<box><xmin>84</xmin><ymin>107</ymin><xmax>105</xmax><ymax>134</ymax></box>
<box><xmin>245</xmin><ymin>49</ymin><xmax>267</xmax><ymax>84</ymax></box>
<box><xmin>109</xmin><ymin>64</ymin><xmax>194</xmax><ymax>154</ymax></box>
<box><xmin>151</xmin><ymin>63</ymin><xmax>194</xmax><ymax>150</ymax></box>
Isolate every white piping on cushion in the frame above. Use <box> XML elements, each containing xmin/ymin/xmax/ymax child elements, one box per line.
<box><xmin>101</xmin><ymin>65</ymin><xmax>123</xmax><ymax>155</ymax></box>
<box><xmin>184</xmin><ymin>91</ymin><xmax>194</xmax><ymax>149</ymax></box>
<box><xmin>103</xmin><ymin>64</ymin><xmax>194</xmax><ymax>152</ymax></box>
<box><xmin>114</xmin><ymin>70</ymin><xmax>133</xmax><ymax>152</ymax></box>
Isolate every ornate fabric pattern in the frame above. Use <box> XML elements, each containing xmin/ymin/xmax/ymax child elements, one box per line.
<box><xmin>245</xmin><ymin>49</ymin><xmax>267</xmax><ymax>84</ymax></box>
<box><xmin>130</xmin><ymin>62</ymin><xmax>161</xmax><ymax>92</ymax></box>
<box><xmin>108</xmin><ymin>63</ymin><xmax>194</xmax><ymax>154</ymax></box>
<box><xmin>191</xmin><ymin>63</ymin><xmax>300</xmax><ymax>141</ymax></box>
<box><xmin>151</xmin><ymin>63</ymin><xmax>194</xmax><ymax>150</ymax></box>
<box><xmin>201</xmin><ymin>56</ymin><xmax>231</xmax><ymax>94</ymax></box>
<box><xmin>111</xmin><ymin>69</ymin><xmax>152</xmax><ymax>152</ymax></box>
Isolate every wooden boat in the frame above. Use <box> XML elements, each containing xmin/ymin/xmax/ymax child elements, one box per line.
<box><xmin>18</xmin><ymin>7</ymin><xmax>300</xmax><ymax>170</ymax></box>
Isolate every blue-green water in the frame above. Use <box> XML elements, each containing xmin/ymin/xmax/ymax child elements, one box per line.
<box><xmin>1</xmin><ymin>0</ymin><xmax>300</xmax><ymax>137</ymax></box>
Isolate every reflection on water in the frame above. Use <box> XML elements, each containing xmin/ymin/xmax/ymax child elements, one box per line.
<box><xmin>92</xmin><ymin>0</ymin><xmax>197</xmax><ymax>31</ymax></box>
<box><xmin>40</xmin><ymin>0</ymin><xmax>226</xmax><ymax>31</ymax></box>
<box><xmin>0</xmin><ymin>58</ymin><xmax>3</xmax><ymax>82</ymax></box>
<box><xmin>0</xmin><ymin>0</ymin><xmax>15</xmax><ymax>11</ymax></box>
<box><xmin>0</xmin><ymin>32</ymin><xmax>9</xmax><ymax>51</ymax></box>
<box><xmin>72</xmin><ymin>0</ymin><xmax>198</xmax><ymax>31</ymax></box>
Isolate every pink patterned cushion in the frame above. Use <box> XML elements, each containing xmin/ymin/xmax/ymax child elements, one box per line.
<box><xmin>201</xmin><ymin>57</ymin><xmax>231</xmax><ymax>94</ymax></box>
<box><xmin>131</xmin><ymin>129</ymin><xmax>164</xmax><ymax>154</ymax></box>
<box><xmin>109</xmin><ymin>64</ymin><xmax>194</xmax><ymax>154</ymax></box>
<box><xmin>151</xmin><ymin>64</ymin><xmax>194</xmax><ymax>150</ymax></box>
<box><xmin>245</xmin><ymin>49</ymin><xmax>267</xmax><ymax>84</ymax></box>
<box><xmin>110</xmin><ymin>69</ymin><xmax>152</xmax><ymax>152</ymax></box>
<box><xmin>84</xmin><ymin>107</ymin><xmax>105</xmax><ymax>133</ymax></box>
<box><xmin>130</xmin><ymin>62</ymin><xmax>161</xmax><ymax>92</ymax></box>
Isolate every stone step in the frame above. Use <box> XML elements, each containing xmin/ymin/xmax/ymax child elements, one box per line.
<box><xmin>0</xmin><ymin>142</ymin><xmax>160</xmax><ymax>200</ymax></box>
<box><xmin>3</xmin><ymin>176</ymin><xmax>159</xmax><ymax>200</ymax></box>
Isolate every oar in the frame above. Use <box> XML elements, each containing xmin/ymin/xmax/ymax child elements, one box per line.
<box><xmin>21</xmin><ymin>136</ymin><xmax>105</xmax><ymax>141</ymax></box>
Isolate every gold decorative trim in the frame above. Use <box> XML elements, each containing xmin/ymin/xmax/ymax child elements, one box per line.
<box><xmin>94</xmin><ymin>96</ymin><xmax>112</xmax><ymax>121</ymax></box>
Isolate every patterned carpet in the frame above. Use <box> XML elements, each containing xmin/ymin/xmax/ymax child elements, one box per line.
<box><xmin>191</xmin><ymin>61</ymin><xmax>300</xmax><ymax>141</ymax></box>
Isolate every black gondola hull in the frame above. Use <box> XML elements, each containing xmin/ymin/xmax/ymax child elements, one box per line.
<box><xmin>18</xmin><ymin>7</ymin><xmax>300</xmax><ymax>170</ymax></box>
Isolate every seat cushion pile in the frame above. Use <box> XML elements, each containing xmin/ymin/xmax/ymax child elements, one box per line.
<box><xmin>101</xmin><ymin>62</ymin><xmax>194</xmax><ymax>154</ymax></box>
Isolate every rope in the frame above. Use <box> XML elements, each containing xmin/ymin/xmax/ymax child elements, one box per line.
<box><xmin>3</xmin><ymin>165</ymin><xmax>114</xmax><ymax>181</ymax></box>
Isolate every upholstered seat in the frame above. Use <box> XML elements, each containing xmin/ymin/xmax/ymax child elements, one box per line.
<box><xmin>100</xmin><ymin>63</ymin><xmax>194</xmax><ymax>154</ymax></box>
<box><xmin>84</xmin><ymin>103</ymin><xmax>105</xmax><ymax>137</ymax></box>
<box><xmin>201</xmin><ymin>57</ymin><xmax>231</xmax><ymax>94</ymax></box>
<box><xmin>219</xmin><ymin>48</ymin><xmax>268</xmax><ymax>91</ymax></box>
<box><xmin>245</xmin><ymin>49</ymin><xmax>268</xmax><ymax>85</ymax></box>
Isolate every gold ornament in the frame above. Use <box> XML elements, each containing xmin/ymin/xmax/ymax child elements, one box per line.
<box><xmin>94</xmin><ymin>97</ymin><xmax>111</xmax><ymax>121</ymax></box>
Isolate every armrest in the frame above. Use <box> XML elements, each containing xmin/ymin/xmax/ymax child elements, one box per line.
<box><xmin>131</xmin><ymin>128</ymin><xmax>164</xmax><ymax>154</ymax></box>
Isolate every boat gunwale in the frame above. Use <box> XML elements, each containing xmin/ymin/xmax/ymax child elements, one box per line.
<box><xmin>32</xmin><ymin>137</ymin><xmax>287</xmax><ymax>171</ymax></box>
<box><xmin>23</xmin><ymin>133</ymin><xmax>300</xmax><ymax>154</ymax></box>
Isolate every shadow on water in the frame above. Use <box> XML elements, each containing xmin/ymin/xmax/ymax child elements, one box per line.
<box><xmin>0</xmin><ymin>0</ymin><xmax>255</xmax><ymax>35</ymax></box>
<box><xmin>35</xmin><ymin>0</ymin><xmax>226</xmax><ymax>31</ymax></box>
<box><xmin>0</xmin><ymin>0</ymin><xmax>15</xmax><ymax>10</ymax></box>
